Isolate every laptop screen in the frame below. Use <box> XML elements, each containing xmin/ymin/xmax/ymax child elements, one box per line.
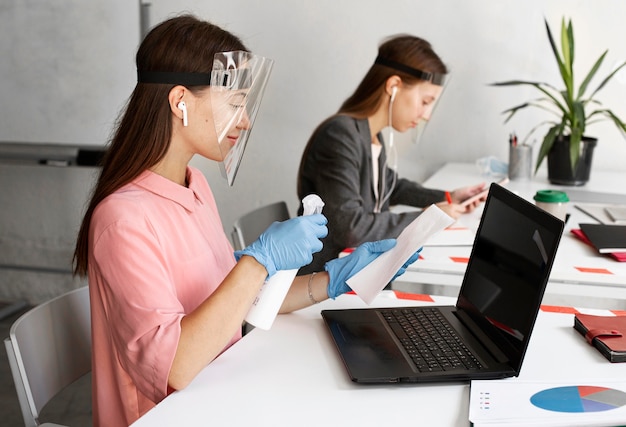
<box><xmin>456</xmin><ymin>184</ymin><xmax>563</xmax><ymax>370</ymax></box>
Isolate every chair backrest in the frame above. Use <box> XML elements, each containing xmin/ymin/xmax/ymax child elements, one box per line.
<box><xmin>4</xmin><ymin>286</ymin><xmax>91</xmax><ymax>427</ymax></box>
<box><xmin>231</xmin><ymin>201</ymin><xmax>290</xmax><ymax>251</ymax></box>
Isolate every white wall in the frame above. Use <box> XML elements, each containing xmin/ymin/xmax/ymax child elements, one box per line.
<box><xmin>1</xmin><ymin>0</ymin><xmax>626</xmax><ymax>302</ymax></box>
<box><xmin>0</xmin><ymin>0</ymin><xmax>139</xmax><ymax>146</ymax></box>
<box><xmin>148</xmin><ymin>0</ymin><xmax>626</xmax><ymax>231</ymax></box>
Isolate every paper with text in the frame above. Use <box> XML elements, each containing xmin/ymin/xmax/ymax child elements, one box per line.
<box><xmin>347</xmin><ymin>205</ymin><xmax>455</xmax><ymax>304</ymax></box>
<box><xmin>469</xmin><ymin>378</ymin><xmax>626</xmax><ymax>427</ymax></box>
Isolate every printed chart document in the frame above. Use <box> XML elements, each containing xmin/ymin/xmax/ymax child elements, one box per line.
<box><xmin>469</xmin><ymin>378</ymin><xmax>626</xmax><ymax>427</ymax></box>
<box><xmin>347</xmin><ymin>205</ymin><xmax>455</xmax><ymax>304</ymax></box>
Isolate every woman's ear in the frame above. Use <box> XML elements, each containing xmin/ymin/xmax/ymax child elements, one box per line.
<box><xmin>168</xmin><ymin>86</ymin><xmax>187</xmax><ymax>124</ymax></box>
<box><xmin>385</xmin><ymin>75</ymin><xmax>402</xmax><ymax>98</ymax></box>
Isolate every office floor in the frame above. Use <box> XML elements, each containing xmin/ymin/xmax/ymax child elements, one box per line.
<box><xmin>1</xmin><ymin>304</ymin><xmax>92</xmax><ymax>427</ymax></box>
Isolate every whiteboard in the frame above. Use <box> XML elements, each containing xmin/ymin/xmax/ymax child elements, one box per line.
<box><xmin>0</xmin><ymin>0</ymin><xmax>140</xmax><ymax>147</ymax></box>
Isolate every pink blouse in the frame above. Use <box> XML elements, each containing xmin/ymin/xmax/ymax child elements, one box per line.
<box><xmin>88</xmin><ymin>167</ymin><xmax>239</xmax><ymax>426</ymax></box>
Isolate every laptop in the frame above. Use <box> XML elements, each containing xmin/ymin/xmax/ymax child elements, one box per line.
<box><xmin>321</xmin><ymin>183</ymin><xmax>564</xmax><ymax>383</ymax></box>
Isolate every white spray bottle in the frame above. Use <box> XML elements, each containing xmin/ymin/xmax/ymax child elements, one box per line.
<box><xmin>244</xmin><ymin>194</ymin><xmax>325</xmax><ymax>330</ymax></box>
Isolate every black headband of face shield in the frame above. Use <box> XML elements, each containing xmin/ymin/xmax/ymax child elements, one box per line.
<box><xmin>374</xmin><ymin>56</ymin><xmax>446</xmax><ymax>86</ymax></box>
<box><xmin>137</xmin><ymin>70</ymin><xmax>211</xmax><ymax>86</ymax></box>
<box><xmin>137</xmin><ymin>69</ymin><xmax>252</xmax><ymax>88</ymax></box>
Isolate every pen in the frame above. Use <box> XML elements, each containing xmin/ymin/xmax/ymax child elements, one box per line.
<box><xmin>445</xmin><ymin>191</ymin><xmax>452</xmax><ymax>204</ymax></box>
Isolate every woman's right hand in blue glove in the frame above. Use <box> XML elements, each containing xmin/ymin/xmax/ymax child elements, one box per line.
<box><xmin>234</xmin><ymin>214</ymin><xmax>328</xmax><ymax>277</ymax></box>
<box><xmin>324</xmin><ymin>239</ymin><xmax>397</xmax><ymax>299</ymax></box>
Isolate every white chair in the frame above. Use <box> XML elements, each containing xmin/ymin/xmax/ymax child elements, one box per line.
<box><xmin>231</xmin><ymin>201</ymin><xmax>290</xmax><ymax>251</ymax></box>
<box><xmin>4</xmin><ymin>286</ymin><xmax>91</xmax><ymax>427</ymax></box>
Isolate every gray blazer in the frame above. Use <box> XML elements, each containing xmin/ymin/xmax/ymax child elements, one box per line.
<box><xmin>297</xmin><ymin>115</ymin><xmax>445</xmax><ymax>274</ymax></box>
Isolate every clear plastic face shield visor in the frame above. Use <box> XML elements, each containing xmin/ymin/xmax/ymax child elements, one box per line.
<box><xmin>408</xmin><ymin>77</ymin><xmax>449</xmax><ymax>146</ymax></box>
<box><xmin>211</xmin><ymin>51</ymin><xmax>273</xmax><ymax>186</ymax></box>
<box><xmin>384</xmin><ymin>76</ymin><xmax>449</xmax><ymax>174</ymax></box>
<box><xmin>137</xmin><ymin>51</ymin><xmax>273</xmax><ymax>186</ymax></box>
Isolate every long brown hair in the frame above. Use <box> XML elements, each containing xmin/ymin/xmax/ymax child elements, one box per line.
<box><xmin>339</xmin><ymin>34</ymin><xmax>447</xmax><ymax>118</ymax></box>
<box><xmin>297</xmin><ymin>34</ymin><xmax>447</xmax><ymax>196</ymax></box>
<box><xmin>73</xmin><ymin>15</ymin><xmax>247</xmax><ymax>276</ymax></box>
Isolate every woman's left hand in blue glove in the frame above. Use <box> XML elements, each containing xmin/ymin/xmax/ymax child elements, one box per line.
<box><xmin>324</xmin><ymin>239</ymin><xmax>396</xmax><ymax>299</ymax></box>
<box><xmin>391</xmin><ymin>247</ymin><xmax>422</xmax><ymax>281</ymax></box>
<box><xmin>325</xmin><ymin>241</ymin><xmax>423</xmax><ymax>299</ymax></box>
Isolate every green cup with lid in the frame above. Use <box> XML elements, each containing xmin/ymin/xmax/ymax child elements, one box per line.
<box><xmin>533</xmin><ymin>190</ymin><xmax>569</xmax><ymax>221</ymax></box>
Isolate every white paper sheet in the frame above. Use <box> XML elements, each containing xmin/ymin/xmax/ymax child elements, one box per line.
<box><xmin>347</xmin><ymin>205</ymin><xmax>455</xmax><ymax>304</ymax></box>
<box><xmin>469</xmin><ymin>378</ymin><xmax>626</xmax><ymax>427</ymax></box>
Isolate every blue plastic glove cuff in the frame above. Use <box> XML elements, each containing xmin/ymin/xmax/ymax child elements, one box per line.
<box><xmin>235</xmin><ymin>246</ymin><xmax>276</xmax><ymax>277</ymax></box>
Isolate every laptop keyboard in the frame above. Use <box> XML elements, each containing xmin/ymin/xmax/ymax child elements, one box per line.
<box><xmin>381</xmin><ymin>308</ymin><xmax>483</xmax><ymax>373</ymax></box>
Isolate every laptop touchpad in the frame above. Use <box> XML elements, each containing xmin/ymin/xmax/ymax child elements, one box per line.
<box><xmin>331</xmin><ymin>316</ymin><xmax>415</xmax><ymax>381</ymax></box>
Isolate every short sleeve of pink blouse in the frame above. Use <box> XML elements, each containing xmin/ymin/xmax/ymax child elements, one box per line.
<box><xmin>88</xmin><ymin>167</ymin><xmax>238</xmax><ymax>427</ymax></box>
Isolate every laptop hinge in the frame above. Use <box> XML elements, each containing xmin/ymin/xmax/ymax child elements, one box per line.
<box><xmin>456</xmin><ymin>310</ymin><xmax>509</xmax><ymax>363</ymax></box>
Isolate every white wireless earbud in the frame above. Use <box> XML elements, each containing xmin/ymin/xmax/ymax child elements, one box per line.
<box><xmin>177</xmin><ymin>101</ymin><xmax>188</xmax><ymax>127</ymax></box>
<box><xmin>390</xmin><ymin>86</ymin><xmax>397</xmax><ymax>103</ymax></box>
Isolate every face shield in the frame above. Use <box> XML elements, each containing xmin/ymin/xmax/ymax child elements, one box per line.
<box><xmin>211</xmin><ymin>51</ymin><xmax>274</xmax><ymax>185</ymax></box>
<box><xmin>374</xmin><ymin>56</ymin><xmax>449</xmax><ymax>145</ymax></box>
<box><xmin>137</xmin><ymin>51</ymin><xmax>273</xmax><ymax>186</ymax></box>
<box><xmin>409</xmin><ymin>77</ymin><xmax>450</xmax><ymax>146</ymax></box>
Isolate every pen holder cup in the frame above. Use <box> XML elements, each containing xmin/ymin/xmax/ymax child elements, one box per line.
<box><xmin>508</xmin><ymin>144</ymin><xmax>532</xmax><ymax>181</ymax></box>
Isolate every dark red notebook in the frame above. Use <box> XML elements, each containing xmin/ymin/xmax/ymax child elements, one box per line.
<box><xmin>574</xmin><ymin>313</ymin><xmax>626</xmax><ymax>362</ymax></box>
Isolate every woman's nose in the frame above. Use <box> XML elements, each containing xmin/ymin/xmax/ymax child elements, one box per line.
<box><xmin>237</xmin><ymin>109</ymin><xmax>251</xmax><ymax>130</ymax></box>
<box><xmin>421</xmin><ymin>107</ymin><xmax>434</xmax><ymax>122</ymax></box>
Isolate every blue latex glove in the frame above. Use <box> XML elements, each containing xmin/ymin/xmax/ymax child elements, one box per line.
<box><xmin>324</xmin><ymin>239</ymin><xmax>397</xmax><ymax>299</ymax></box>
<box><xmin>234</xmin><ymin>214</ymin><xmax>328</xmax><ymax>277</ymax></box>
<box><xmin>391</xmin><ymin>247</ymin><xmax>423</xmax><ymax>281</ymax></box>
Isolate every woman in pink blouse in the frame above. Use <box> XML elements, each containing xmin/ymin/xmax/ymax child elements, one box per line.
<box><xmin>72</xmin><ymin>14</ymin><xmax>415</xmax><ymax>427</ymax></box>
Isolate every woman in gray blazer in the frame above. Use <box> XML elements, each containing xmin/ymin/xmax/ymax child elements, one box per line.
<box><xmin>297</xmin><ymin>34</ymin><xmax>485</xmax><ymax>274</ymax></box>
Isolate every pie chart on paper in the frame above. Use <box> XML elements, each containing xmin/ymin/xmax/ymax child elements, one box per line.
<box><xmin>530</xmin><ymin>385</ymin><xmax>626</xmax><ymax>413</ymax></box>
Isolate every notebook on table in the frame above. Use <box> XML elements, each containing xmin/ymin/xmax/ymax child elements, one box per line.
<box><xmin>574</xmin><ymin>313</ymin><xmax>626</xmax><ymax>363</ymax></box>
<box><xmin>321</xmin><ymin>183</ymin><xmax>564</xmax><ymax>384</ymax></box>
<box><xmin>570</xmin><ymin>228</ymin><xmax>626</xmax><ymax>262</ymax></box>
<box><xmin>578</xmin><ymin>223</ymin><xmax>626</xmax><ymax>254</ymax></box>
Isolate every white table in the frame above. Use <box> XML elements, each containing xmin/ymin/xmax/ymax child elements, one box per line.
<box><xmin>131</xmin><ymin>292</ymin><xmax>626</xmax><ymax>427</ymax></box>
<box><xmin>397</xmin><ymin>162</ymin><xmax>626</xmax><ymax>310</ymax></box>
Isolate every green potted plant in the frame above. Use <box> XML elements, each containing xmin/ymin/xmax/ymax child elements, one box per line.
<box><xmin>492</xmin><ymin>17</ymin><xmax>626</xmax><ymax>186</ymax></box>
